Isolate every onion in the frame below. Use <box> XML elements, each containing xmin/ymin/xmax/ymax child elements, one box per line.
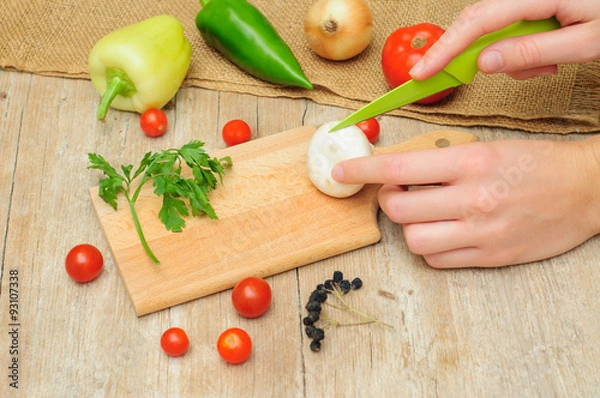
<box><xmin>304</xmin><ymin>0</ymin><xmax>373</xmax><ymax>61</ymax></box>
<box><xmin>307</xmin><ymin>121</ymin><xmax>373</xmax><ymax>198</ymax></box>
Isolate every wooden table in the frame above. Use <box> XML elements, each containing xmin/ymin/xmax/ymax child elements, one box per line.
<box><xmin>1</xmin><ymin>69</ymin><xmax>599</xmax><ymax>396</ymax></box>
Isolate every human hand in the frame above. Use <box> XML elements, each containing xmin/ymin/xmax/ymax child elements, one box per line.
<box><xmin>331</xmin><ymin>138</ymin><xmax>600</xmax><ymax>268</ymax></box>
<box><xmin>409</xmin><ymin>0</ymin><xmax>600</xmax><ymax>81</ymax></box>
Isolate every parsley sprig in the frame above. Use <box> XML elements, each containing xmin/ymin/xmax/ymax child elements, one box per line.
<box><xmin>88</xmin><ymin>140</ymin><xmax>232</xmax><ymax>264</ymax></box>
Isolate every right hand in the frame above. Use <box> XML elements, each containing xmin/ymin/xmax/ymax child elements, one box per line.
<box><xmin>409</xmin><ymin>0</ymin><xmax>600</xmax><ymax>81</ymax></box>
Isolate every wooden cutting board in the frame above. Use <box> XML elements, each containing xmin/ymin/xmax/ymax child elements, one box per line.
<box><xmin>90</xmin><ymin>126</ymin><xmax>478</xmax><ymax>316</ymax></box>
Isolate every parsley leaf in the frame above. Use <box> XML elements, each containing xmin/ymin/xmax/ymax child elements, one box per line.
<box><xmin>88</xmin><ymin>141</ymin><xmax>232</xmax><ymax>264</ymax></box>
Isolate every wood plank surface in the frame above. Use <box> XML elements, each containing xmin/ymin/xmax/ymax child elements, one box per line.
<box><xmin>90</xmin><ymin>124</ymin><xmax>478</xmax><ymax>316</ymax></box>
<box><xmin>0</xmin><ymin>69</ymin><xmax>599</xmax><ymax>396</ymax></box>
<box><xmin>90</xmin><ymin>125</ymin><xmax>382</xmax><ymax>316</ymax></box>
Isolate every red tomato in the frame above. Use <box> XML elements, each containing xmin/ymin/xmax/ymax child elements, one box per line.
<box><xmin>222</xmin><ymin>119</ymin><xmax>251</xmax><ymax>146</ymax></box>
<box><xmin>160</xmin><ymin>327</ymin><xmax>190</xmax><ymax>357</ymax></box>
<box><xmin>65</xmin><ymin>244</ymin><xmax>103</xmax><ymax>283</ymax></box>
<box><xmin>232</xmin><ymin>276</ymin><xmax>272</xmax><ymax>318</ymax></box>
<box><xmin>140</xmin><ymin>108</ymin><xmax>168</xmax><ymax>137</ymax></box>
<box><xmin>217</xmin><ymin>328</ymin><xmax>252</xmax><ymax>364</ymax></box>
<box><xmin>355</xmin><ymin>118</ymin><xmax>380</xmax><ymax>143</ymax></box>
<box><xmin>381</xmin><ymin>23</ymin><xmax>455</xmax><ymax>104</ymax></box>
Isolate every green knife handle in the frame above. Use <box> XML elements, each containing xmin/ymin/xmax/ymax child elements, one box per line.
<box><xmin>444</xmin><ymin>18</ymin><xmax>561</xmax><ymax>84</ymax></box>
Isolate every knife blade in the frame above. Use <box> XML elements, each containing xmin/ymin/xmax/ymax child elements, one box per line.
<box><xmin>330</xmin><ymin>71</ymin><xmax>462</xmax><ymax>131</ymax></box>
<box><xmin>329</xmin><ymin>18</ymin><xmax>561</xmax><ymax>132</ymax></box>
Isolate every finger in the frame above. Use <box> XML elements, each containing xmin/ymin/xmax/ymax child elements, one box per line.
<box><xmin>479</xmin><ymin>24</ymin><xmax>600</xmax><ymax>74</ymax></box>
<box><xmin>378</xmin><ymin>184</ymin><xmax>466</xmax><ymax>224</ymax></box>
<box><xmin>410</xmin><ymin>0</ymin><xmax>561</xmax><ymax>80</ymax></box>
<box><xmin>505</xmin><ymin>65</ymin><xmax>558</xmax><ymax>80</ymax></box>
<box><xmin>402</xmin><ymin>220</ymin><xmax>475</xmax><ymax>256</ymax></box>
<box><xmin>422</xmin><ymin>245</ymin><xmax>525</xmax><ymax>268</ymax></box>
<box><xmin>422</xmin><ymin>248</ymin><xmax>489</xmax><ymax>269</ymax></box>
<box><xmin>332</xmin><ymin>147</ymin><xmax>466</xmax><ymax>186</ymax></box>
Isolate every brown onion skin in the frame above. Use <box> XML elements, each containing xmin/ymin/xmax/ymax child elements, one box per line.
<box><xmin>304</xmin><ymin>0</ymin><xmax>373</xmax><ymax>61</ymax></box>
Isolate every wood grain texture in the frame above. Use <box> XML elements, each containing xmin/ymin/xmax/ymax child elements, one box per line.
<box><xmin>89</xmin><ymin>125</ymin><xmax>477</xmax><ymax>316</ymax></box>
<box><xmin>1</xmin><ymin>70</ymin><xmax>599</xmax><ymax>396</ymax></box>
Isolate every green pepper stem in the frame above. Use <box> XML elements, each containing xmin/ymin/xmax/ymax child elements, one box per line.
<box><xmin>96</xmin><ymin>68</ymin><xmax>137</xmax><ymax>120</ymax></box>
<box><xmin>199</xmin><ymin>0</ymin><xmax>211</xmax><ymax>7</ymax></box>
<box><xmin>97</xmin><ymin>77</ymin><xmax>127</xmax><ymax>120</ymax></box>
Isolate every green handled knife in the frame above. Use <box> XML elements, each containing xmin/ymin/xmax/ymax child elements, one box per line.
<box><xmin>330</xmin><ymin>18</ymin><xmax>560</xmax><ymax>132</ymax></box>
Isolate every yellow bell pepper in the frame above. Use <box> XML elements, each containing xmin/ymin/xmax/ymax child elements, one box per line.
<box><xmin>88</xmin><ymin>15</ymin><xmax>192</xmax><ymax>120</ymax></box>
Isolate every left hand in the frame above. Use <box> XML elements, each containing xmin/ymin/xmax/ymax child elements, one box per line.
<box><xmin>331</xmin><ymin>138</ymin><xmax>600</xmax><ymax>268</ymax></box>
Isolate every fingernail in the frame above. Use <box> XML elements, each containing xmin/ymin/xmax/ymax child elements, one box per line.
<box><xmin>409</xmin><ymin>60</ymin><xmax>425</xmax><ymax>78</ymax></box>
<box><xmin>480</xmin><ymin>50</ymin><xmax>504</xmax><ymax>73</ymax></box>
<box><xmin>331</xmin><ymin>165</ymin><xmax>344</xmax><ymax>182</ymax></box>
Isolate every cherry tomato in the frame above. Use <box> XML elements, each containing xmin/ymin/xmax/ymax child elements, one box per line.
<box><xmin>65</xmin><ymin>244</ymin><xmax>104</xmax><ymax>283</ymax></box>
<box><xmin>355</xmin><ymin>118</ymin><xmax>380</xmax><ymax>143</ymax></box>
<box><xmin>232</xmin><ymin>276</ymin><xmax>272</xmax><ymax>318</ymax></box>
<box><xmin>160</xmin><ymin>327</ymin><xmax>190</xmax><ymax>357</ymax></box>
<box><xmin>222</xmin><ymin>119</ymin><xmax>251</xmax><ymax>146</ymax></box>
<box><xmin>381</xmin><ymin>23</ymin><xmax>455</xmax><ymax>104</ymax></box>
<box><xmin>140</xmin><ymin>108</ymin><xmax>168</xmax><ymax>137</ymax></box>
<box><xmin>217</xmin><ymin>328</ymin><xmax>252</xmax><ymax>364</ymax></box>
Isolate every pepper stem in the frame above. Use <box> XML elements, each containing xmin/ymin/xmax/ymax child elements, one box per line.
<box><xmin>97</xmin><ymin>67</ymin><xmax>137</xmax><ymax>120</ymax></box>
<box><xmin>199</xmin><ymin>0</ymin><xmax>211</xmax><ymax>7</ymax></box>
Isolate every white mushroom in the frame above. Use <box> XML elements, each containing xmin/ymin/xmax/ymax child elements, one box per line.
<box><xmin>307</xmin><ymin>121</ymin><xmax>373</xmax><ymax>198</ymax></box>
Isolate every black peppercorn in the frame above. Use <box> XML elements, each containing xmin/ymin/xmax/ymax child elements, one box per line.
<box><xmin>307</xmin><ymin>311</ymin><xmax>320</xmax><ymax>324</ymax></box>
<box><xmin>310</xmin><ymin>289</ymin><xmax>328</xmax><ymax>303</ymax></box>
<box><xmin>305</xmin><ymin>325</ymin><xmax>317</xmax><ymax>338</ymax></box>
<box><xmin>351</xmin><ymin>277</ymin><xmax>363</xmax><ymax>290</ymax></box>
<box><xmin>305</xmin><ymin>300</ymin><xmax>322</xmax><ymax>312</ymax></box>
<box><xmin>312</xmin><ymin>328</ymin><xmax>325</xmax><ymax>342</ymax></box>
<box><xmin>332</xmin><ymin>270</ymin><xmax>343</xmax><ymax>284</ymax></box>
<box><xmin>339</xmin><ymin>279</ymin><xmax>351</xmax><ymax>293</ymax></box>
<box><xmin>310</xmin><ymin>339</ymin><xmax>322</xmax><ymax>352</ymax></box>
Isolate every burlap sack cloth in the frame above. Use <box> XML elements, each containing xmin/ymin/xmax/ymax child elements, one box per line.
<box><xmin>1</xmin><ymin>0</ymin><xmax>598</xmax><ymax>133</ymax></box>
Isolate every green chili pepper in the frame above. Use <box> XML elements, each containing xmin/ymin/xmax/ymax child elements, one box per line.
<box><xmin>196</xmin><ymin>0</ymin><xmax>313</xmax><ymax>90</ymax></box>
<box><xmin>89</xmin><ymin>15</ymin><xmax>192</xmax><ymax>120</ymax></box>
